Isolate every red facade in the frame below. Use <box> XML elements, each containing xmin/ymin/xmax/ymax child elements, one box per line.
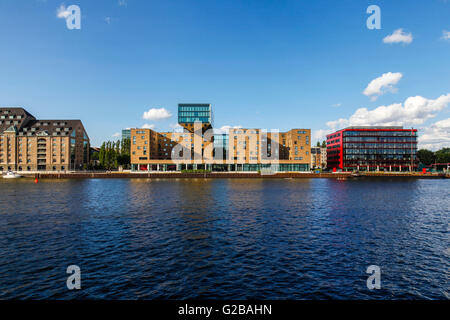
<box><xmin>326</xmin><ymin>127</ymin><xmax>418</xmax><ymax>172</ymax></box>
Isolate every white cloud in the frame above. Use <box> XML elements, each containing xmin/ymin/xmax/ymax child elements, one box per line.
<box><xmin>326</xmin><ymin>94</ymin><xmax>450</xmax><ymax>131</ymax></box>
<box><xmin>169</xmin><ymin>123</ymin><xmax>184</xmax><ymax>132</ymax></box>
<box><xmin>419</xmin><ymin>118</ymin><xmax>450</xmax><ymax>150</ymax></box>
<box><xmin>441</xmin><ymin>30</ymin><xmax>450</xmax><ymax>40</ymax></box>
<box><xmin>313</xmin><ymin>129</ymin><xmax>333</xmax><ymax>143</ymax></box>
<box><xmin>383</xmin><ymin>29</ymin><xmax>413</xmax><ymax>44</ymax></box>
<box><xmin>142</xmin><ymin>108</ymin><xmax>172</xmax><ymax>121</ymax></box>
<box><xmin>331</xmin><ymin>103</ymin><xmax>342</xmax><ymax>108</ymax></box>
<box><xmin>112</xmin><ymin>132</ymin><xmax>121</xmax><ymax>137</ymax></box>
<box><xmin>363</xmin><ymin>72</ymin><xmax>403</xmax><ymax>101</ymax></box>
<box><xmin>214</xmin><ymin>125</ymin><xmax>242</xmax><ymax>134</ymax></box>
<box><xmin>118</xmin><ymin>0</ymin><xmax>127</xmax><ymax>7</ymax></box>
<box><xmin>56</xmin><ymin>4</ymin><xmax>71</xmax><ymax>19</ymax></box>
<box><xmin>141</xmin><ymin>123</ymin><xmax>155</xmax><ymax>129</ymax></box>
<box><xmin>104</xmin><ymin>17</ymin><xmax>111</xmax><ymax>24</ymax></box>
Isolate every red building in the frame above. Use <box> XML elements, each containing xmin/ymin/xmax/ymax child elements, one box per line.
<box><xmin>326</xmin><ymin>126</ymin><xmax>418</xmax><ymax>172</ymax></box>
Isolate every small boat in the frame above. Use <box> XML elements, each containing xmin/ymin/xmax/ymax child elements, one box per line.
<box><xmin>2</xmin><ymin>171</ymin><xmax>23</xmax><ymax>179</ymax></box>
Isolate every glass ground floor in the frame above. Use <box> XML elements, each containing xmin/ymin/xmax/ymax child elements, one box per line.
<box><xmin>131</xmin><ymin>163</ymin><xmax>310</xmax><ymax>172</ymax></box>
<box><xmin>342</xmin><ymin>163</ymin><xmax>418</xmax><ymax>172</ymax></box>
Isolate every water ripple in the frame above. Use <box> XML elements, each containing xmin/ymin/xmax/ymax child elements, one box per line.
<box><xmin>0</xmin><ymin>178</ymin><xmax>448</xmax><ymax>299</ymax></box>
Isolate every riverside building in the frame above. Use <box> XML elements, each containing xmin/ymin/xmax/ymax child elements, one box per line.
<box><xmin>311</xmin><ymin>147</ymin><xmax>327</xmax><ymax>169</ymax></box>
<box><xmin>326</xmin><ymin>126</ymin><xmax>418</xmax><ymax>172</ymax></box>
<box><xmin>0</xmin><ymin>107</ymin><xmax>90</xmax><ymax>172</ymax></box>
<box><xmin>130</xmin><ymin>104</ymin><xmax>311</xmax><ymax>172</ymax></box>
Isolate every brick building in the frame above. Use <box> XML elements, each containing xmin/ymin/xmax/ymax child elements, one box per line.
<box><xmin>0</xmin><ymin>107</ymin><xmax>90</xmax><ymax>172</ymax></box>
<box><xmin>130</xmin><ymin>104</ymin><xmax>311</xmax><ymax>172</ymax></box>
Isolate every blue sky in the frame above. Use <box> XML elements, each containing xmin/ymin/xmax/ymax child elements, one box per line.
<box><xmin>0</xmin><ymin>0</ymin><xmax>449</xmax><ymax>148</ymax></box>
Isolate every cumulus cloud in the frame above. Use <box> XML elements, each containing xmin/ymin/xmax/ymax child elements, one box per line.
<box><xmin>383</xmin><ymin>29</ymin><xmax>413</xmax><ymax>44</ymax></box>
<box><xmin>326</xmin><ymin>94</ymin><xmax>450</xmax><ymax>131</ymax></box>
<box><xmin>441</xmin><ymin>30</ymin><xmax>450</xmax><ymax>40</ymax></box>
<box><xmin>112</xmin><ymin>132</ymin><xmax>121</xmax><ymax>137</ymax></box>
<box><xmin>214</xmin><ymin>125</ymin><xmax>243</xmax><ymax>134</ymax></box>
<box><xmin>419</xmin><ymin>118</ymin><xmax>450</xmax><ymax>151</ymax></box>
<box><xmin>56</xmin><ymin>4</ymin><xmax>71</xmax><ymax>19</ymax></box>
<box><xmin>313</xmin><ymin>129</ymin><xmax>333</xmax><ymax>143</ymax></box>
<box><xmin>363</xmin><ymin>72</ymin><xmax>403</xmax><ymax>101</ymax></box>
<box><xmin>169</xmin><ymin>123</ymin><xmax>184</xmax><ymax>132</ymax></box>
<box><xmin>141</xmin><ymin>123</ymin><xmax>155</xmax><ymax>129</ymax></box>
<box><xmin>118</xmin><ymin>0</ymin><xmax>127</xmax><ymax>7</ymax></box>
<box><xmin>142</xmin><ymin>108</ymin><xmax>172</xmax><ymax>121</ymax></box>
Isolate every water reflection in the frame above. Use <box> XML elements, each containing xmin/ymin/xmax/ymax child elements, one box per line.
<box><xmin>0</xmin><ymin>178</ymin><xmax>448</xmax><ymax>299</ymax></box>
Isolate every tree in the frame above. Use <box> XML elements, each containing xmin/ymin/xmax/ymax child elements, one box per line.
<box><xmin>417</xmin><ymin>149</ymin><xmax>436</xmax><ymax>165</ymax></box>
<box><xmin>91</xmin><ymin>151</ymin><xmax>99</xmax><ymax>161</ymax></box>
<box><xmin>99</xmin><ymin>142</ymin><xmax>106</xmax><ymax>167</ymax></box>
<box><xmin>316</xmin><ymin>141</ymin><xmax>321</xmax><ymax>147</ymax></box>
<box><xmin>120</xmin><ymin>138</ymin><xmax>131</xmax><ymax>168</ymax></box>
<box><xmin>121</xmin><ymin>138</ymin><xmax>130</xmax><ymax>155</ymax></box>
<box><xmin>96</xmin><ymin>139</ymin><xmax>131</xmax><ymax>170</ymax></box>
<box><xmin>435</xmin><ymin>148</ymin><xmax>450</xmax><ymax>163</ymax></box>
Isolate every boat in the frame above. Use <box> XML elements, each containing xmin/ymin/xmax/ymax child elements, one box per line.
<box><xmin>2</xmin><ymin>171</ymin><xmax>23</xmax><ymax>179</ymax></box>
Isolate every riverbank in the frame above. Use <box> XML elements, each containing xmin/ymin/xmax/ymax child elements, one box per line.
<box><xmin>17</xmin><ymin>171</ymin><xmax>450</xmax><ymax>179</ymax></box>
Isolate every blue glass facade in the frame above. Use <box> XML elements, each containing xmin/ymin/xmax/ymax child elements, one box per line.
<box><xmin>213</xmin><ymin>133</ymin><xmax>229</xmax><ymax>159</ymax></box>
<box><xmin>178</xmin><ymin>104</ymin><xmax>212</xmax><ymax>124</ymax></box>
<box><xmin>122</xmin><ymin>129</ymin><xmax>131</xmax><ymax>141</ymax></box>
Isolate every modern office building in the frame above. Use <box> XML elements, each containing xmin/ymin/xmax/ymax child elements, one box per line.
<box><xmin>0</xmin><ymin>107</ymin><xmax>90</xmax><ymax>172</ymax></box>
<box><xmin>178</xmin><ymin>103</ymin><xmax>213</xmax><ymax>133</ymax></box>
<box><xmin>326</xmin><ymin>126</ymin><xmax>418</xmax><ymax>172</ymax></box>
<box><xmin>130</xmin><ymin>104</ymin><xmax>311</xmax><ymax>172</ymax></box>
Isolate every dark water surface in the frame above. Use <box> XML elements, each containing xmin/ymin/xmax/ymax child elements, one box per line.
<box><xmin>0</xmin><ymin>178</ymin><xmax>448</xmax><ymax>299</ymax></box>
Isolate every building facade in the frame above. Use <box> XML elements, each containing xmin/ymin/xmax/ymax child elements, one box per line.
<box><xmin>130</xmin><ymin>104</ymin><xmax>311</xmax><ymax>172</ymax></box>
<box><xmin>326</xmin><ymin>126</ymin><xmax>418</xmax><ymax>172</ymax></box>
<box><xmin>121</xmin><ymin>129</ymin><xmax>131</xmax><ymax>142</ymax></box>
<box><xmin>311</xmin><ymin>147</ymin><xmax>327</xmax><ymax>169</ymax></box>
<box><xmin>0</xmin><ymin>107</ymin><xmax>90</xmax><ymax>172</ymax></box>
<box><xmin>320</xmin><ymin>147</ymin><xmax>327</xmax><ymax>168</ymax></box>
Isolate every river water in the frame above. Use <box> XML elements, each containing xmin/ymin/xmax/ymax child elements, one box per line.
<box><xmin>0</xmin><ymin>178</ymin><xmax>448</xmax><ymax>299</ymax></box>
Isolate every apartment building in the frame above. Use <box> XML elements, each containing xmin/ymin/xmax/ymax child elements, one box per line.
<box><xmin>130</xmin><ymin>104</ymin><xmax>311</xmax><ymax>172</ymax></box>
<box><xmin>311</xmin><ymin>147</ymin><xmax>327</xmax><ymax>169</ymax></box>
<box><xmin>0</xmin><ymin>107</ymin><xmax>90</xmax><ymax>172</ymax></box>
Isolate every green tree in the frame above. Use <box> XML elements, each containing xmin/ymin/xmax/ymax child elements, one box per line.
<box><xmin>121</xmin><ymin>138</ymin><xmax>130</xmax><ymax>155</ymax></box>
<box><xmin>91</xmin><ymin>151</ymin><xmax>99</xmax><ymax>161</ymax></box>
<box><xmin>435</xmin><ymin>148</ymin><xmax>450</xmax><ymax>163</ymax></box>
<box><xmin>417</xmin><ymin>149</ymin><xmax>436</xmax><ymax>165</ymax></box>
<box><xmin>99</xmin><ymin>142</ymin><xmax>106</xmax><ymax>167</ymax></box>
<box><xmin>321</xmin><ymin>140</ymin><xmax>326</xmax><ymax>148</ymax></box>
<box><xmin>96</xmin><ymin>138</ymin><xmax>131</xmax><ymax>170</ymax></box>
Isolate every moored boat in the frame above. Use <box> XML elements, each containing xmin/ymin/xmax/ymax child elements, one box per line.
<box><xmin>2</xmin><ymin>171</ymin><xmax>23</xmax><ymax>179</ymax></box>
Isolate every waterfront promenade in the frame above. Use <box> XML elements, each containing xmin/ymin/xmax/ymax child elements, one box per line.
<box><xmin>17</xmin><ymin>171</ymin><xmax>450</xmax><ymax>179</ymax></box>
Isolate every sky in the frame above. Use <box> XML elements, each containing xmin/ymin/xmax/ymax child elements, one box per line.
<box><xmin>0</xmin><ymin>0</ymin><xmax>449</xmax><ymax>149</ymax></box>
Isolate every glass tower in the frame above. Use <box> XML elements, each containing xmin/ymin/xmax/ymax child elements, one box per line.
<box><xmin>178</xmin><ymin>104</ymin><xmax>212</xmax><ymax>124</ymax></box>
